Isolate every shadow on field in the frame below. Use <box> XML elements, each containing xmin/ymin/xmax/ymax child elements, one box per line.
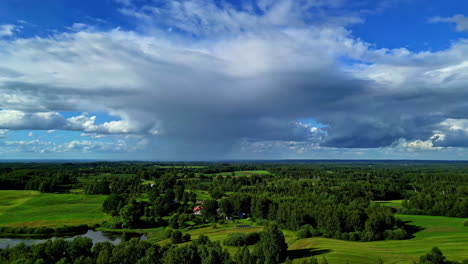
<box><xmin>403</xmin><ymin>221</ymin><xmax>425</xmax><ymax>239</ymax></box>
<box><xmin>287</xmin><ymin>248</ymin><xmax>332</xmax><ymax>260</ymax></box>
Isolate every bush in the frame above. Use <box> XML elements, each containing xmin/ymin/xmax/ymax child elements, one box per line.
<box><xmin>464</xmin><ymin>220</ymin><xmax>468</xmax><ymax>227</ymax></box>
<box><xmin>165</xmin><ymin>228</ymin><xmax>173</xmax><ymax>239</ymax></box>
<box><xmin>348</xmin><ymin>232</ymin><xmax>360</xmax><ymax>241</ymax></box>
<box><xmin>102</xmin><ymin>218</ymin><xmax>123</xmax><ymax>229</ymax></box>
<box><xmin>297</xmin><ymin>225</ymin><xmax>312</xmax><ymax>238</ymax></box>
<box><xmin>340</xmin><ymin>232</ymin><xmax>349</xmax><ymax>241</ymax></box>
<box><xmin>171</xmin><ymin>230</ymin><xmax>183</xmax><ymax>244</ymax></box>
<box><xmin>223</xmin><ymin>232</ymin><xmax>261</xmax><ymax>246</ymax></box>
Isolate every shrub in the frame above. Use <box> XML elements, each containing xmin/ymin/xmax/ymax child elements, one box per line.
<box><xmin>171</xmin><ymin>230</ymin><xmax>183</xmax><ymax>244</ymax></box>
<box><xmin>297</xmin><ymin>225</ymin><xmax>312</xmax><ymax>238</ymax></box>
<box><xmin>165</xmin><ymin>228</ymin><xmax>173</xmax><ymax>238</ymax></box>
<box><xmin>223</xmin><ymin>232</ymin><xmax>261</xmax><ymax>246</ymax></box>
<box><xmin>348</xmin><ymin>232</ymin><xmax>360</xmax><ymax>241</ymax></box>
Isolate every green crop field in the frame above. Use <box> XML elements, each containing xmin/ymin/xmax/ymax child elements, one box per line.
<box><xmin>0</xmin><ymin>190</ymin><xmax>110</xmax><ymax>228</ymax></box>
<box><xmin>288</xmin><ymin>214</ymin><xmax>468</xmax><ymax>263</ymax></box>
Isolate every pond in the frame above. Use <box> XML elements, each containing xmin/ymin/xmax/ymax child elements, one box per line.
<box><xmin>0</xmin><ymin>230</ymin><xmax>147</xmax><ymax>249</ymax></box>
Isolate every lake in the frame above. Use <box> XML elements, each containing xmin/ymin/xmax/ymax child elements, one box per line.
<box><xmin>0</xmin><ymin>230</ymin><xmax>147</xmax><ymax>249</ymax></box>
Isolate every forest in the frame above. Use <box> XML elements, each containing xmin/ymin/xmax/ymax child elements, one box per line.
<box><xmin>1</xmin><ymin>161</ymin><xmax>468</xmax><ymax>263</ymax></box>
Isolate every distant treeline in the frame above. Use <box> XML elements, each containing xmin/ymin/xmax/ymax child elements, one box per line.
<box><xmin>0</xmin><ymin>225</ymin><xmax>89</xmax><ymax>237</ymax></box>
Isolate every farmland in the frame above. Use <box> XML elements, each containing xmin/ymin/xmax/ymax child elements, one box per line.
<box><xmin>2</xmin><ymin>162</ymin><xmax>468</xmax><ymax>263</ymax></box>
<box><xmin>287</xmin><ymin>214</ymin><xmax>468</xmax><ymax>263</ymax></box>
<box><xmin>0</xmin><ymin>190</ymin><xmax>110</xmax><ymax>228</ymax></box>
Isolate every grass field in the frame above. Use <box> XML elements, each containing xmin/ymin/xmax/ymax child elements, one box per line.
<box><xmin>288</xmin><ymin>214</ymin><xmax>468</xmax><ymax>263</ymax></box>
<box><xmin>146</xmin><ymin>219</ymin><xmax>264</xmax><ymax>255</ymax></box>
<box><xmin>3</xmin><ymin>189</ymin><xmax>468</xmax><ymax>263</ymax></box>
<box><xmin>374</xmin><ymin>200</ymin><xmax>403</xmax><ymax>208</ymax></box>
<box><xmin>144</xmin><ymin>214</ymin><xmax>468</xmax><ymax>263</ymax></box>
<box><xmin>0</xmin><ymin>190</ymin><xmax>110</xmax><ymax>228</ymax></box>
<box><xmin>211</xmin><ymin>170</ymin><xmax>272</xmax><ymax>176</ymax></box>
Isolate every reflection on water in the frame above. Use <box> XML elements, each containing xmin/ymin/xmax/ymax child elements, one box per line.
<box><xmin>0</xmin><ymin>230</ymin><xmax>147</xmax><ymax>249</ymax></box>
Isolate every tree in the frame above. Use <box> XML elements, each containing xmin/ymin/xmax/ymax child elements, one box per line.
<box><xmin>218</xmin><ymin>199</ymin><xmax>234</xmax><ymax>216</ymax></box>
<box><xmin>419</xmin><ymin>247</ymin><xmax>446</xmax><ymax>264</ymax></box>
<box><xmin>234</xmin><ymin>246</ymin><xmax>254</xmax><ymax>264</ymax></box>
<box><xmin>210</xmin><ymin>187</ymin><xmax>224</xmax><ymax>200</ymax></box>
<box><xmin>253</xmin><ymin>224</ymin><xmax>288</xmax><ymax>264</ymax></box>
<box><xmin>120</xmin><ymin>204</ymin><xmax>141</xmax><ymax>228</ymax></box>
<box><xmin>103</xmin><ymin>194</ymin><xmax>125</xmax><ymax>216</ymax></box>
<box><xmin>171</xmin><ymin>230</ymin><xmax>183</xmax><ymax>244</ymax></box>
<box><xmin>202</xmin><ymin>200</ymin><xmax>219</xmax><ymax>219</ymax></box>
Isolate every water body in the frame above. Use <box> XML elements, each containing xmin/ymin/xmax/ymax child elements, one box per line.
<box><xmin>0</xmin><ymin>230</ymin><xmax>147</xmax><ymax>249</ymax></box>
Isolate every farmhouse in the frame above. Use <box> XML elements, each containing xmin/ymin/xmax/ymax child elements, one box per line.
<box><xmin>193</xmin><ymin>206</ymin><xmax>202</xmax><ymax>216</ymax></box>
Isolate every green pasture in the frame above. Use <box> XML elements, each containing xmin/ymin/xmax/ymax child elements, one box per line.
<box><xmin>288</xmin><ymin>214</ymin><xmax>468</xmax><ymax>263</ymax></box>
<box><xmin>0</xmin><ymin>190</ymin><xmax>110</xmax><ymax>228</ymax></box>
<box><xmin>142</xmin><ymin>213</ymin><xmax>468</xmax><ymax>263</ymax></box>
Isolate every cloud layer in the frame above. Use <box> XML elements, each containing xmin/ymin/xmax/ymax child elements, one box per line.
<box><xmin>1</xmin><ymin>0</ymin><xmax>468</xmax><ymax>158</ymax></box>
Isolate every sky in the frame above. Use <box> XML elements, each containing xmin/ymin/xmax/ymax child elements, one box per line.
<box><xmin>1</xmin><ymin>0</ymin><xmax>468</xmax><ymax>160</ymax></box>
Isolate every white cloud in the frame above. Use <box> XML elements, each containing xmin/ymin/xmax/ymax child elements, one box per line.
<box><xmin>397</xmin><ymin>139</ymin><xmax>439</xmax><ymax>151</ymax></box>
<box><xmin>1</xmin><ymin>139</ymin><xmax>133</xmax><ymax>153</ymax></box>
<box><xmin>62</xmin><ymin>140</ymin><xmax>127</xmax><ymax>152</ymax></box>
<box><xmin>0</xmin><ymin>110</ymin><xmax>140</xmax><ymax>135</ymax></box>
<box><xmin>0</xmin><ymin>24</ymin><xmax>17</xmax><ymax>37</ymax></box>
<box><xmin>68</xmin><ymin>23</ymin><xmax>94</xmax><ymax>32</ymax></box>
<box><xmin>439</xmin><ymin>118</ymin><xmax>468</xmax><ymax>132</ymax></box>
<box><xmin>0</xmin><ymin>129</ymin><xmax>7</xmax><ymax>138</ymax></box>
<box><xmin>431</xmin><ymin>14</ymin><xmax>468</xmax><ymax>32</ymax></box>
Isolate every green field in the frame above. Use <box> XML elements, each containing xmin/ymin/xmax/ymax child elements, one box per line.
<box><xmin>0</xmin><ymin>190</ymin><xmax>110</xmax><ymax>228</ymax></box>
<box><xmin>288</xmin><ymin>214</ymin><xmax>468</xmax><ymax>263</ymax></box>
<box><xmin>374</xmin><ymin>200</ymin><xmax>403</xmax><ymax>208</ymax></box>
<box><xmin>138</xmin><ymin>213</ymin><xmax>468</xmax><ymax>263</ymax></box>
<box><xmin>3</xmin><ymin>189</ymin><xmax>468</xmax><ymax>263</ymax></box>
<box><xmin>212</xmin><ymin>170</ymin><xmax>272</xmax><ymax>176</ymax></box>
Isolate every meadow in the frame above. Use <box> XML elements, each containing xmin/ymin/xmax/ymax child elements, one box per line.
<box><xmin>287</xmin><ymin>214</ymin><xmax>468</xmax><ymax>263</ymax></box>
<box><xmin>131</xmin><ymin>212</ymin><xmax>468</xmax><ymax>263</ymax></box>
<box><xmin>0</xmin><ymin>190</ymin><xmax>110</xmax><ymax>228</ymax></box>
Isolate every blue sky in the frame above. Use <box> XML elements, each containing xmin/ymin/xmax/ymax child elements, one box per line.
<box><xmin>1</xmin><ymin>0</ymin><xmax>468</xmax><ymax>160</ymax></box>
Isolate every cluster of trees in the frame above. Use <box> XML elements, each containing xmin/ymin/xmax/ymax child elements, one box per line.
<box><xmin>417</xmin><ymin>247</ymin><xmax>468</xmax><ymax>264</ymax></box>
<box><xmin>0</xmin><ymin>165</ymin><xmax>76</xmax><ymax>192</ymax></box>
<box><xmin>0</xmin><ymin>225</ymin><xmax>287</xmax><ymax>264</ymax></box>
<box><xmin>216</xmin><ymin>193</ymin><xmax>408</xmax><ymax>241</ymax></box>
<box><xmin>0</xmin><ymin>225</ymin><xmax>88</xmax><ymax>237</ymax></box>
<box><xmin>402</xmin><ymin>191</ymin><xmax>468</xmax><ymax>218</ymax></box>
<box><xmin>223</xmin><ymin>232</ymin><xmax>261</xmax><ymax>246</ymax></box>
<box><xmin>99</xmin><ymin>173</ymin><xmax>200</xmax><ymax>229</ymax></box>
<box><xmin>85</xmin><ymin>163</ymin><xmax>421</xmax><ymax>241</ymax></box>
